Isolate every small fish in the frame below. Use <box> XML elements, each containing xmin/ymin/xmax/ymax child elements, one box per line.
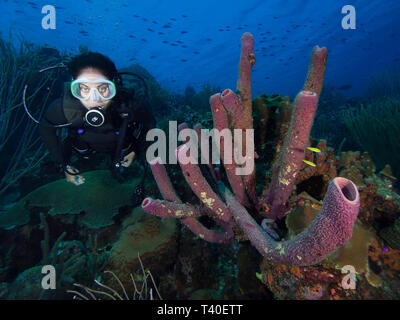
<box><xmin>162</xmin><ymin>24</ymin><xmax>171</xmax><ymax>28</ymax></box>
<box><xmin>311</xmin><ymin>203</ymin><xmax>322</xmax><ymax>210</ymax></box>
<box><xmin>306</xmin><ymin>147</ymin><xmax>321</xmax><ymax>153</ymax></box>
<box><xmin>181</xmin><ymin>30</ymin><xmax>188</xmax><ymax>34</ymax></box>
<box><xmin>302</xmin><ymin>160</ymin><xmax>316</xmax><ymax>167</ymax></box>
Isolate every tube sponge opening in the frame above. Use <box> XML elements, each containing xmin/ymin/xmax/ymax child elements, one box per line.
<box><xmin>335</xmin><ymin>177</ymin><xmax>359</xmax><ymax>203</ymax></box>
<box><xmin>142</xmin><ymin>198</ymin><xmax>151</xmax><ymax>207</ymax></box>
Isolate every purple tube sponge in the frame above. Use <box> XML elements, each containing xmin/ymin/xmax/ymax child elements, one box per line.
<box><xmin>303</xmin><ymin>45</ymin><xmax>328</xmax><ymax>97</ymax></box>
<box><xmin>142</xmin><ymin>157</ymin><xmax>234</xmax><ymax>244</ymax></box>
<box><xmin>223</xmin><ymin>177</ymin><xmax>360</xmax><ymax>266</ymax></box>
<box><xmin>265</xmin><ymin>90</ymin><xmax>319</xmax><ymax>219</ymax></box>
<box><xmin>141</xmin><ymin>32</ymin><xmax>360</xmax><ymax>267</ymax></box>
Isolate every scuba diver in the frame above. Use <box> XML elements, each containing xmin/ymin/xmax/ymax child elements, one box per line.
<box><xmin>38</xmin><ymin>52</ymin><xmax>156</xmax><ymax>205</ymax></box>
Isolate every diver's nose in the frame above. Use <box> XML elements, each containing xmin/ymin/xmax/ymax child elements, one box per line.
<box><xmin>88</xmin><ymin>88</ymin><xmax>101</xmax><ymax>102</ymax></box>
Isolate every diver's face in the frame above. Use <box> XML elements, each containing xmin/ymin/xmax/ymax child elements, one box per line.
<box><xmin>76</xmin><ymin>68</ymin><xmax>113</xmax><ymax>110</ymax></box>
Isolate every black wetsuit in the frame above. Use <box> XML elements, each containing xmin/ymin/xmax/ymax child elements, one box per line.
<box><xmin>40</xmin><ymin>87</ymin><xmax>156</xmax><ymax>171</ymax></box>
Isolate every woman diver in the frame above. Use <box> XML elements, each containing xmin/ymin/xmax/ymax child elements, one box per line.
<box><xmin>39</xmin><ymin>52</ymin><xmax>156</xmax><ymax>203</ymax></box>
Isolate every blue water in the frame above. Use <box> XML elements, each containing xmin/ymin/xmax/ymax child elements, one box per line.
<box><xmin>1</xmin><ymin>0</ymin><xmax>399</xmax><ymax>98</ymax></box>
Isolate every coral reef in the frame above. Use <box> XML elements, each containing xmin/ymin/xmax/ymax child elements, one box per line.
<box><xmin>379</xmin><ymin>217</ymin><xmax>400</xmax><ymax>249</ymax></box>
<box><xmin>142</xmin><ymin>32</ymin><xmax>361</xmax><ymax>268</ymax></box>
<box><xmin>5</xmin><ymin>213</ymin><xmax>107</xmax><ymax>299</ymax></box>
<box><xmin>255</xmin><ymin>145</ymin><xmax>400</xmax><ymax>299</ymax></box>
<box><xmin>140</xmin><ymin>32</ymin><xmax>400</xmax><ymax>299</ymax></box>
<box><xmin>106</xmin><ymin>207</ymin><xmax>177</xmax><ymax>288</ymax></box>
<box><xmin>1</xmin><ymin>31</ymin><xmax>400</xmax><ymax>301</ymax></box>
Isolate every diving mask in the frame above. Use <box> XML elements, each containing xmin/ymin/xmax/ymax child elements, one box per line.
<box><xmin>70</xmin><ymin>76</ymin><xmax>116</xmax><ymax>102</ymax></box>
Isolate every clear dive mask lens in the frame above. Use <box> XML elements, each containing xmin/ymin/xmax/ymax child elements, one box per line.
<box><xmin>70</xmin><ymin>77</ymin><xmax>116</xmax><ymax>102</ymax></box>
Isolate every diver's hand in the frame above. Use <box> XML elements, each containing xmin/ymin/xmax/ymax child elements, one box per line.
<box><xmin>121</xmin><ymin>151</ymin><xmax>136</xmax><ymax>168</ymax></box>
<box><xmin>64</xmin><ymin>166</ymin><xmax>85</xmax><ymax>186</ymax></box>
